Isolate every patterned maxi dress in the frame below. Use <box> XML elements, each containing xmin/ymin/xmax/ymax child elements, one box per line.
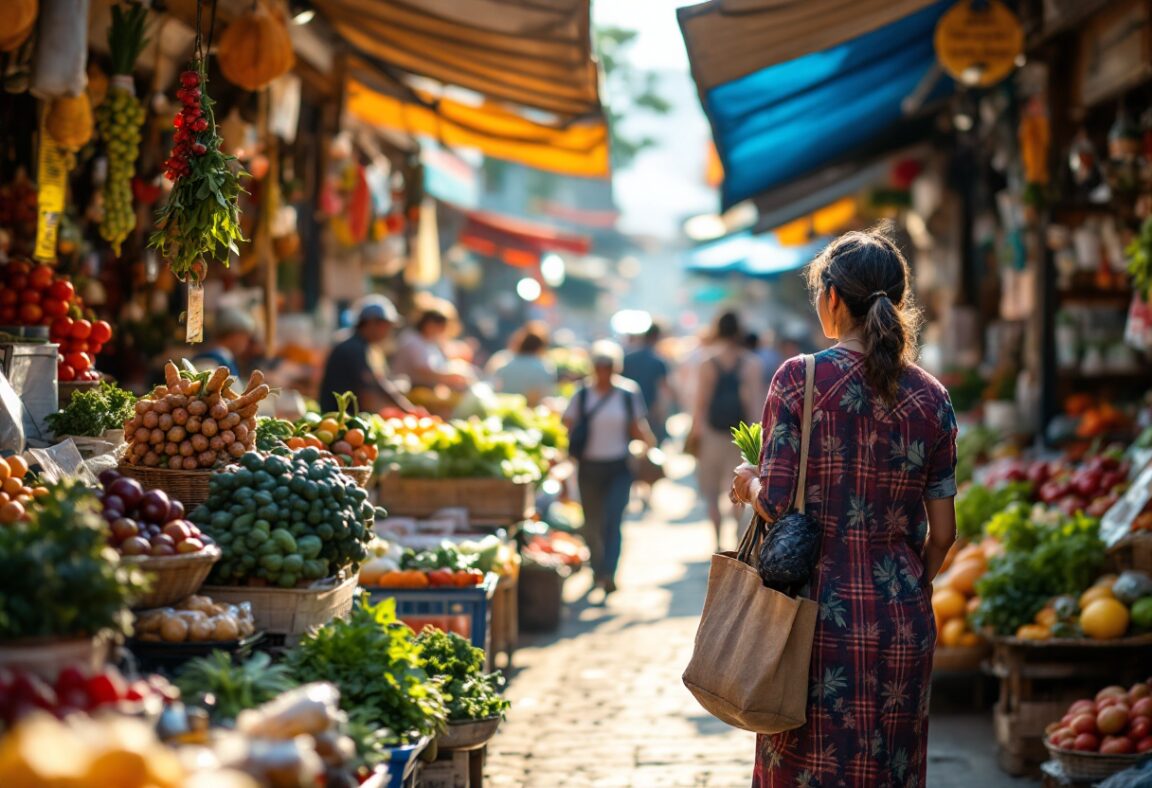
<box><xmin>753</xmin><ymin>348</ymin><xmax>957</xmax><ymax>788</ymax></box>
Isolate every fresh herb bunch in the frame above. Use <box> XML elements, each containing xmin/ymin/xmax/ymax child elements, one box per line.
<box><xmin>954</xmin><ymin>481</ymin><xmax>1032</xmax><ymax>540</ymax></box>
<box><xmin>176</xmin><ymin>651</ymin><xmax>297</xmax><ymax>721</ymax></box>
<box><xmin>731</xmin><ymin>422</ymin><xmax>762</xmax><ymax>465</ymax></box>
<box><xmin>972</xmin><ymin>507</ymin><xmax>1106</xmax><ymax>635</ymax></box>
<box><xmin>285</xmin><ymin>598</ymin><xmax>447</xmax><ymax>744</ymax></box>
<box><xmin>148</xmin><ymin>59</ymin><xmax>246</xmax><ymax>283</ymax></box>
<box><xmin>0</xmin><ymin>482</ymin><xmax>147</xmax><ymax>639</ymax></box>
<box><xmin>416</xmin><ymin>628</ymin><xmax>510</xmax><ymax>721</ymax></box>
<box><xmin>1126</xmin><ymin>214</ymin><xmax>1152</xmax><ymax>300</ymax></box>
<box><xmin>47</xmin><ymin>380</ymin><xmax>136</xmax><ymax>437</ymax></box>
<box><xmin>254</xmin><ymin>416</ymin><xmax>296</xmax><ymax>452</ymax></box>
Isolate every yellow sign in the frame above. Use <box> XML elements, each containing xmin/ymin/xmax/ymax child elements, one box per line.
<box><xmin>34</xmin><ymin>115</ymin><xmax>67</xmax><ymax>262</ymax></box>
<box><xmin>935</xmin><ymin>0</ymin><xmax>1024</xmax><ymax>87</ymax></box>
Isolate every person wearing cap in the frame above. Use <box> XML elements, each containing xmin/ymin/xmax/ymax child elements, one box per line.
<box><xmin>318</xmin><ymin>296</ymin><xmax>415</xmax><ymax>415</ymax></box>
<box><xmin>562</xmin><ymin>341</ymin><xmax>656</xmax><ymax>599</ymax></box>
<box><xmin>189</xmin><ymin>308</ymin><xmax>256</xmax><ymax>378</ymax></box>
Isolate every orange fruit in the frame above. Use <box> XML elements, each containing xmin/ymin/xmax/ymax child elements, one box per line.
<box><xmin>941</xmin><ymin>618</ymin><xmax>968</xmax><ymax>647</ymax></box>
<box><xmin>959</xmin><ymin>632</ymin><xmax>984</xmax><ymax>648</ymax></box>
<box><xmin>344</xmin><ymin>428</ymin><xmax>365</xmax><ymax>448</ymax></box>
<box><xmin>1080</xmin><ymin>598</ymin><xmax>1130</xmax><ymax>640</ymax></box>
<box><xmin>932</xmin><ymin>588</ymin><xmax>967</xmax><ymax>621</ymax></box>
<box><xmin>1035</xmin><ymin>607</ymin><xmax>1059</xmax><ymax>628</ymax></box>
<box><xmin>30</xmin><ymin>487</ymin><xmax>48</xmax><ymax>499</ymax></box>
<box><xmin>5</xmin><ymin>455</ymin><xmax>28</xmax><ymax>479</ymax></box>
<box><xmin>0</xmin><ymin>461</ymin><xmax>9</xmax><ymax>482</ymax></box>
<box><xmin>1080</xmin><ymin>585</ymin><xmax>1114</xmax><ymax>610</ymax></box>
<box><xmin>1</xmin><ymin>477</ymin><xmax>22</xmax><ymax>496</ymax></box>
<box><xmin>317</xmin><ymin>418</ymin><xmax>340</xmax><ymax>435</ymax></box>
<box><xmin>946</xmin><ymin>560</ymin><xmax>985</xmax><ymax>596</ymax></box>
<box><xmin>0</xmin><ymin>500</ymin><xmax>24</xmax><ymax>524</ymax></box>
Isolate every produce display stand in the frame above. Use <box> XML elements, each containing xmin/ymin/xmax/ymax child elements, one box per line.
<box><xmin>1109</xmin><ymin>533</ymin><xmax>1152</xmax><ymax>574</ymax></box>
<box><xmin>202</xmin><ymin>574</ymin><xmax>359</xmax><ymax>647</ymax></box>
<box><xmin>364</xmin><ymin>573</ymin><xmax>498</xmax><ymax>651</ymax></box>
<box><xmin>489</xmin><ymin>574</ymin><xmax>518</xmax><ymax>670</ymax></box>
<box><xmin>987</xmin><ymin>635</ymin><xmax>1152</xmax><ymax>776</ymax></box>
<box><xmin>377</xmin><ymin>475</ymin><xmax>534</xmax><ymax>524</ymax></box>
<box><xmin>517</xmin><ymin>563</ymin><xmax>572</xmax><ymax>633</ymax></box>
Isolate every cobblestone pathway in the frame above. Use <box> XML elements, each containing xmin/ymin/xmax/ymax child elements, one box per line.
<box><xmin>486</xmin><ymin>468</ymin><xmax>1034</xmax><ymax>787</ymax></box>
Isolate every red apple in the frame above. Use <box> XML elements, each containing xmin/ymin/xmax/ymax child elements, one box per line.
<box><xmin>119</xmin><ymin>536</ymin><xmax>149</xmax><ymax>556</ymax></box>
<box><xmin>1072</xmin><ymin>714</ymin><xmax>1098</xmax><ymax>735</ymax></box>
<box><xmin>1073</xmin><ymin>732</ymin><xmax>1100</xmax><ymax>751</ymax></box>
<box><xmin>1101</xmin><ymin>736</ymin><xmax>1135</xmax><ymax>755</ymax></box>
<box><xmin>1131</xmin><ymin>698</ymin><xmax>1152</xmax><ymax>718</ymax></box>
<box><xmin>1137</xmin><ymin>737</ymin><xmax>1152</xmax><ymax>753</ymax></box>
<box><xmin>1098</xmin><ymin>706</ymin><xmax>1129</xmax><ymax>735</ymax></box>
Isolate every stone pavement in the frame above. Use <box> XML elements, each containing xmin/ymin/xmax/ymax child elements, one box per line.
<box><xmin>486</xmin><ymin>465</ymin><xmax>1037</xmax><ymax>787</ymax></box>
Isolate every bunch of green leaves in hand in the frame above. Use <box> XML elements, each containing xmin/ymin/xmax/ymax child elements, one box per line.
<box><xmin>285</xmin><ymin>598</ymin><xmax>447</xmax><ymax>743</ymax></box>
<box><xmin>416</xmin><ymin>628</ymin><xmax>509</xmax><ymax>721</ymax></box>
<box><xmin>176</xmin><ymin>650</ymin><xmax>296</xmax><ymax>721</ymax></box>
<box><xmin>731</xmin><ymin>422</ymin><xmax>762</xmax><ymax>465</ymax></box>
<box><xmin>47</xmin><ymin>381</ymin><xmax>136</xmax><ymax>437</ymax></box>
<box><xmin>0</xmin><ymin>482</ymin><xmax>146</xmax><ymax>639</ymax></box>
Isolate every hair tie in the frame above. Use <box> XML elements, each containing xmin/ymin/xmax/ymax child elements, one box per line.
<box><xmin>868</xmin><ymin>291</ymin><xmax>889</xmax><ymax>304</ymax></box>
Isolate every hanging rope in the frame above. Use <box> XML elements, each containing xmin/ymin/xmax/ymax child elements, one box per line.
<box><xmin>192</xmin><ymin>0</ymin><xmax>220</xmax><ymax>62</ymax></box>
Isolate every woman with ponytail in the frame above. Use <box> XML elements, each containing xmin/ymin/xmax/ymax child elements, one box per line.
<box><xmin>730</xmin><ymin>228</ymin><xmax>958</xmax><ymax>786</ymax></box>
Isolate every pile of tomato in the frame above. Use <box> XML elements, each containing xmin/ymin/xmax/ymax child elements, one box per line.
<box><xmin>0</xmin><ymin>260</ymin><xmax>112</xmax><ymax>382</ymax></box>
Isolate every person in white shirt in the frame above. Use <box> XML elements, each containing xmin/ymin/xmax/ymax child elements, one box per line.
<box><xmin>563</xmin><ymin>341</ymin><xmax>655</xmax><ymax>598</ymax></box>
<box><xmin>392</xmin><ymin>309</ymin><xmax>472</xmax><ymax>390</ymax></box>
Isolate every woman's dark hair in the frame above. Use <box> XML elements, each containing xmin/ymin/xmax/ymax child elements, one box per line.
<box><xmin>416</xmin><ymin>309</ymin><xmax>449</xmax><ymax>332</ymax></box>
<box><xmin>806</xmin><ymin>228</ymin><xmax>921</xmax><ymax>404</ymax></box>
<box><xmin>715</xmin><ymin>311</ymin><xmax>741</xmax><ymax>340</ymax></box>
<box><xmin>516</xmin><ymin>325</ymin><xmax>549</xmax><ymax>355</ymax></box>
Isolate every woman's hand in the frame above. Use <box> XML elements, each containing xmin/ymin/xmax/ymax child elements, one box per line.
<box><xmin>730</xmin><ymin>463</ymin><xmax>760</xmax><ymax>504</ymax></box>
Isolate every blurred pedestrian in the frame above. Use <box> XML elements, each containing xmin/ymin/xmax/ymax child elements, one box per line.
<box><xmin>318</xmin><ymin>296</ymin><xmax>414</xmax><ymax>414</ymax></box>
<box><xmin>622</xmin><ymin>321</ymin><xmax>671</xmax><ymax>445</ymax></box>
<box><xmin>690</xmin><ymin>311</ymin><xmax>763</xmax><ymax>549</ymax></box>
<box><xmin>188</xmin><ymin>308</ymin><xmax>255</xmax><ymax>378</ymax></box>
<box><xmin>563</xmin><ymin>341</ymin><xmax>655</xmax><ymax>599</ymax></box>
<box><xmin>392</xmin><ymin>308</ymin><xmax>474</xmax><ymax>391</ymax></box>
<box><xmin>490</xmin><ymin>322</ymin><xmax>557</xmax><ymax>406</ymax></box>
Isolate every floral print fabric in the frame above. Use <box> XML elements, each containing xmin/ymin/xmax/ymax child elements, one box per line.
<box><xmin>753</xmin><ymin>348</ymin><xmax>957</xmax><ymax>787</ymax></box>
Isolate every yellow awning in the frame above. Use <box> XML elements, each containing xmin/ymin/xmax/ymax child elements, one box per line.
<box><xmin>773</xmin><ymin>197</ymin><xmax>858</xmax><ymax>246</ymax></box>
<box><xmin>346</xmin><ymin>80</ymin><xmax>610</xmax><ymax>178</ymax></box>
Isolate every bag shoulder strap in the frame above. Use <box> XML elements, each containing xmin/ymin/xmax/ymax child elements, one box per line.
<box><xmin>580</xmin><ymin>386</ymin><xmax>616</xmax><ymax>423</ymax></box>
<box><xmin>793</xmin><ymin>354</ymin><xmax>816</xmax><ymax>512</ymax></box>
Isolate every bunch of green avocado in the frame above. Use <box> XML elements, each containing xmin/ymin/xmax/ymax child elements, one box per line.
<box><xmin>193</xmin><ymin>448</ymin><xmax>383</xmax><ymax>588</ymax></box>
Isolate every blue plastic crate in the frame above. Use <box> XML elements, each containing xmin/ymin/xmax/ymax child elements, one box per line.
<box><xmin>365</xmin><ymin>573</ymin><xmax>498</xmax><ymax>650</ymax></box>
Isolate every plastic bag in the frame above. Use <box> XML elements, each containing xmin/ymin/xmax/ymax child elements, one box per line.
<box><xmin>30</xmin><ymin>0</ymin><xmax>90</xmax><ymax>98</ymax></box>
<box><xmin>0</xmin><ymin>371</ymin><xmax>25</xmax><ymax>453</ymax></box>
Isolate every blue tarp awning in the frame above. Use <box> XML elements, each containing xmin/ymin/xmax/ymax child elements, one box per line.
<box><xmin>685</xmin><ymin>233</ymin><xmax>828</xmax><ymax>279</ymax></box>
<box><xmin>685</xmin><ymin>0</ymin><xmax>953</xmax><ymax>209</ymax></box>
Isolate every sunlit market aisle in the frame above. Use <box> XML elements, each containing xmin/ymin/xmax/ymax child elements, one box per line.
<box><xmin>485</xmin><ymin>465</ymin><xmax>1033</xmax><ymax>787</ymax></box>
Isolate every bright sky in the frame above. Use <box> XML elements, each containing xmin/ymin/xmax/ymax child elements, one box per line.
<box><xmin>591</xmin><ymin>0</ymin><xmax>715</xmax><ymax>238</ymax></box>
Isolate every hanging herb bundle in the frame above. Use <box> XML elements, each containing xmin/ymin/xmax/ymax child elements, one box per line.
<box><xmin>1127</xmin><ymin>215</ymin><xmax>1152</xmax><ymax>301</ymax></box>
<box><xmin>148</xmin><ymin>41</ymin><xmax>246</xmax><ymax>282</ymax></box>
<box><xmin>96</xmin><ymin>1</ymin><xmax>149</xmax><ymax>256</ymax></box>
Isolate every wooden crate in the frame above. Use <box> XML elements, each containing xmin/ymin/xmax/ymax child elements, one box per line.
<box><xmin>488</xmin><ymin>576</ymin><xmax>517</xmax><ymax>670</ymax></box>
<box><xmin>377</xmin><ymin>475</ymin><xmax>534</xmax><ymax>523</ymax></box>
<box><xmin>988</xmin><ymin>637</ymin><xmax>1152</xmax><ymax>776</ymax></box>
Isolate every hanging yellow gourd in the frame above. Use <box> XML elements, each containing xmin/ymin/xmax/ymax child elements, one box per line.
<box><xmin>45</xmin><ymin>93</ymin><xmax>94</xmax><ymax>151</ymax></box>
<box><xmin>216</xmin><ymin>0</ymin><xmax>295</xmax><ymax>92</ymax></box>
<box><xmin>0</xmin><ymin>0</ymin><xmax>38</xmax><ymax>52</ymax></box>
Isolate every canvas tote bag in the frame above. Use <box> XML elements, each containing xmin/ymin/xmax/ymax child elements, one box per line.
<box><xmin>682</xmin><ymin>354</ymin><xmax>820</xmax><ymax>734</ymax></box>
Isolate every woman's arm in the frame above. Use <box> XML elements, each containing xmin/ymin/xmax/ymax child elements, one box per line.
<box><xmin>923</xmin><ymin>497</ymin><xmax>957</xmax><ymax>581</ymax></box>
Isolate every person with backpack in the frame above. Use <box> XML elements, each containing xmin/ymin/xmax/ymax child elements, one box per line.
<box><xmin>563</xmin><ymin>341</ymin><xmax>655</xmax><ymax>600</ymax></box>
<box><xmin>689</xmin><ymin>311</ymin><xmax>763</xmax><ymax>549</ymax></box>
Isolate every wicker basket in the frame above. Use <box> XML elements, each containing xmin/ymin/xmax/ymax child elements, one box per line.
<box><xmin>1110</xmin><ymin>532</ymin><xmax>1152</xmax><ymax>575</ymax></box>
<box><xmin>1044</xmin><ymin>742</ymin><xmax>1146</xmax><ymax>780</ymax></box>
<box><xmin>201</xmin><ymin>574</ymin><xmax>358</xmax><ymax>643</ymax></box>
<box><xmin>124</xmin><ymin>545</ymin><xmax>221</xmax><ymax>609</ymax></box>
<box><xmin>340</xmin><ymin>466</ymin><xmax>373</xmax><ymax>487</ymax></box>
<box><xmin>0</xmin><ymin>633</ymin><xmax>112</xmax><ymax>680</ymax></box>
<box><xmin>377</xmin><ymin>475</ymin><xmax>534</xmax><ymax>522</ymax></box>
<box><xmin>932</xmin><ymin>643</ymin><xmax>991</xmax><ymax>672</ymax></box>
<box><xmin>116</xmin><ymin>463</ymin><xmax>216</xmax><ymax>511</ymax></box>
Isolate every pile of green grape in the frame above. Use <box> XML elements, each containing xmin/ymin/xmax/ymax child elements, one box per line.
<box><xmin>96</xmin><ymin>86</ymin><xmax>145</xmax><ymax>256</ymax></box>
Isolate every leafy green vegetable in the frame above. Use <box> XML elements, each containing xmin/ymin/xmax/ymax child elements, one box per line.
<box><xmin>255</xmin><ymin>416</ymin><xmax>296</xmax><ymax>452</ymax></box>
<box><xmin>175</xmin><ymin>651</ymin><xmax>297</xmax><ymax>721</ymax></box>
<box><xmin>285</xmin><ymin>598</ymin><xmax>447</xmax><ymax>744</ymax></box>
<box><xmin>380</xmin><ymin>418</ymin><xmax>544</xmax><ymax>483</ymax></box>
<box><xmin>955</xmin><ymin>481</ymin><xmax>1032</xmax><ymax>540</ymax></box>
<box><xmin>46</xmin><ymin>381</ymin><xmax>136</xmax><ymax>437</ymax></box>
<box><xmin>416</xmin><ymin>628</ymin><xmax>509</xmax><ymax>721</ymax></box>
<box><xmin>0</xmin><ymin>482</ymin><xmax>146</xmax><ymax>639</ymax></box>
<box><xmin>731</xmin><ymin>422</ymin><xmax>762</xmax><ymax>465</ymax></box>
<box><xmin>1126</xmin><ymin>214</ymin><xmax>1152</xmax><ymax>300</ymax></box>
<box><xmin>972</xmin><ymin>507</ymin><xmax>1106</xmax><ymax>635</ymax></box>
<box><xmin>955</xmin><ymin>425</ymin><xmax>1000</xmax><ymax>484</ymax></box>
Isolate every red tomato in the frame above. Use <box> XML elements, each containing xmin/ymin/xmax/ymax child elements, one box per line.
<box><xmin>0</xmin><ymin>308</ymin><xmax>15</xmax><ymax>323</ymax></box>
<box><xmin>41</xmin><ymin>298</ymin><xmax>67</xmax><ymax>318</ymax></box>
<box><xmin>65</xmin><ymin>352</ymin><xmax>92</xmax><ymax>372</ymax></box>
<box><xmin>427</xmin><ymin>569</ymin><xmax>455</xmax><ymax>587</ymax></box>
<box><xmin>7</xmin><ymin>274</ymin><xmax>28</xmax><ymax>291</ymax></box>
<box><xmin>6</xmin><ymin>260</ymin><xmax>30</xmax><ymax>276</ymax></box>
<box><xmin>89</xmin><ymin>320</ymin><xmax>112</xmax><ymax>344</ymax></box>
<box><xmin>28</xmin><ymin>266</ymin><xmax>54</xmax><ymax>290</ymax></box>
<box><xmin>69</xmin><ymin>319</ymin><xmax>91</xmax><ymax>340</ymax></box>
<box><xmin>48</xmin><ymin>279</ymin><xmax>75</xmax><ymax>302</ymax></box>
<box><xmin>57</xmin><ymin>363</ymin><xmax>76</xmax><ymax>382</ymax></box>
<box><xmin>0</xmin><ymin>289</ymin><xmax>16</xmax><ymax>306</ymax></box>
<box><xmin>18</xmin><ymin>303</ymin><xmax>43</xmax><ymax>324</ymax></box>
<box><xmin>20</xmin><ymin>289</ymin><xmax>41</xmax><ymax>305</ymax></box>
<box><xmin>51</xmin><ymin>316</ymin><xmax>73</xmax><ymax>338</ymax></box>
<box><xmin>66</xmin><ymin>341</ymin><xmax>90</xmax><ymax>354</ymax></box>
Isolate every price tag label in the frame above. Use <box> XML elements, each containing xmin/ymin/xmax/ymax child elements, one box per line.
<box><xmin>34</xmin><ymin>116</ymin><xmax>67</xmax><ymax>262</ymax></box>
<box><xmin>186</xmin><ymin>283</ymin><xmax>205</xmax><ymax>343</ymax></box>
